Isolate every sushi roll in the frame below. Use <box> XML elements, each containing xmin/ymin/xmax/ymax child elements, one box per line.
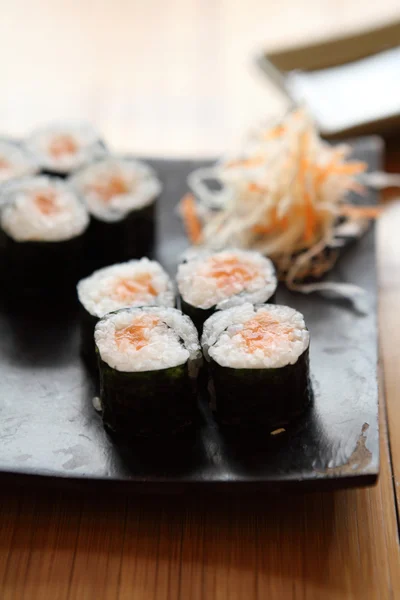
<box><xmin>77</xmin><ymin>258</ymin><xmax>175</xmax><ymax>368</ymax></box>
<box><xmin>70</xmin><ymin>157</ymin><xmax>161</xmax><ymax>268</ymax></box>
<box><xmin>0</xmin><ymin>176</ymin><xmax>89</xmax><ymax>298</ymax></box>
<box><xmin>25</xmin><ymin>121</ymin><xmax>106</xmax><ymax>178</ymax></box>
<box><xmin>94</xmin><ymin>307</ymin><xmax>202</xmax><ymax>436</ymax></box>
<box><xmin>0</xmin><ymin>139</ymin><xmax>38</xmax><ymax>186</ymax></box>
<box><xmin>177</xmin><ymin>249</ymin><xmax>277</xmax><ymax>332</ymax></box>
<box><xmin>202</xmin><ymin>303</ymin><xmax>311</xmax><ymax>430</ymax></box>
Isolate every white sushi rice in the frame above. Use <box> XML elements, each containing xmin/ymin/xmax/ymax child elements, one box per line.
<box><xmin>202</xmin><ymin>303</ymin><xmax>309</xmax><ymax>369</ymax></box>
<box><xmin>25</xmin><ymin>121</ymin><xmax>106</xmax><ymax>174</ymax></box>
<box><xmin>0</xmin><ymin>176</ymin><xmax>89</xmax><ymax>242</ymax></box>
<box><xmin>95</xmin><ymin>307</ymin><xmax>201</xmax><ymax>373</ymax></box>
<box><xmin>177</xmin><ymin>248</ymin><xmax>277</xmax><ymax>310</ymax></box>
<box><xmin>70</xmin><ymin>157</ymin><xmax>162</xmax><ymax>223</ymax></box>
<box><xmin>0</xmin><ymin>140</ymin><xmax>38</xmax><ymax>184</ymax></box>
<box><xmin>77</xmin><ymin>258</ymin><xmax>175</xmax><ymax>318</ymax></box>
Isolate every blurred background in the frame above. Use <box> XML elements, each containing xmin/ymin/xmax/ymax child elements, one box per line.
<box><xmin>1</xmin><ymin>0</ymin><xmax>399</xmax><ymax>156</ymax></box>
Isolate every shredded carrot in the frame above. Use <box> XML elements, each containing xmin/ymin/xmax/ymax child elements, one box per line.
<box><xmin>263</xmin><ymin>124</ymin><xmax>286</xmax><ymax>140</ymax></box>
<box><xmin>252</xmin><ymin>210</ymin><xmax>289</xmax><ymax>235</ymax></box>
<box><xmin>292</xmin><ymin>108</ymin><xmax>303</xmax><ymax>120</ymax></box>
<box><xmin>225</xmin><ymin>156</ymin><xmax>264</xmax><ymax>169</ymax></box>
<box><xmin>330</xmin><ymin>161</ymin><xmax>367</xmax><ymax>176</ymax></box>
<box><xmin>248</xmin><ymin>182</ymin><xmax>268</xmax><ymax>193</ymax></box>
<box><xmin>314</xmin><ymin>158</ymin><xmax>335</xmax><ymax>190</ymax></box>
<box><xmin>180</xmin><ymin>193</ymin><xmax>203</xmax><ymax>244</ymax></box>
<box><xmin>295</xmin><ymin>131</ymin><xmax>317</xmax><ymax>242</ymax></box>
<box><xmin>304</xmin><ymin>192</ymin><xmax>316</xmax><ymax>242</ymax></box>
<box><xmin>344</xmin><ymin>181</ymin><xmax>367</xmax><ymax>195</ymax></box>
<box><xmin>252</xmin><ymin>224</ymin><xmax>274</xmax><ymax>235</ymax></box>
<box><xmin>299</xmin><ymin>131</ymin><xmax>310</xmax><ymax>155</ymax></box>
<box><xmin>270</xmin><ymin>207</ymin><xmax>279</xmax><ymax>228</ymax></box>
<box><xmin>280</xmin><ymin>215</ymin><xmax>289</xmax><ymax>230</ymax></box>
<box><xmin>339</xmin><ymin>205</ymin><xmax>383</xmax><ymax>219</ymax></box>
<box><xmin>314</xmin><ymin>159</ymin><xmax>366</xmax><ymax>192</ymax></box>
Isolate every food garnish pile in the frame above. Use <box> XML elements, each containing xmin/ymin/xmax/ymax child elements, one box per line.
<box><xmin>179</xmin><ymin>109</ymin><xmax>381</xmax><ymax>299</ymax></box>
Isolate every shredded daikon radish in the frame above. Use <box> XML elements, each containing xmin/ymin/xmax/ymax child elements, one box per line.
<box><xmin>179</xmin><ymin>109</ymin><xmax>381</xmax><ymax>301</ymax></box>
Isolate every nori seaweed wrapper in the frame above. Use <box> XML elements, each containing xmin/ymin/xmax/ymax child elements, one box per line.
<box><xmin>208</xmin><ymin>347</ymin><xmax>311</xmax><ymax>430</ymax></box>
<box><xmin>79</xmin><ymin>307</ymin><xmax>99</xmax><ymax>371</ymax></box>
<box><xmin>85</xmin><ymin>200</ymin><xmax>156</xmax><ymax>272</ymax></box>
<box><xmin>179</xmin><ymin>296</ymin><xmax>215</xmax><ymax>334</ymax></box>
<box><xmin>0</xmin><ymin>227</ymin><xmax>86</xmax><ymax>301</ymax></box>
<box><xmin>97</xmin><ymin>356</ymin><xmax>198</xmax><ymax>437</ymax></box>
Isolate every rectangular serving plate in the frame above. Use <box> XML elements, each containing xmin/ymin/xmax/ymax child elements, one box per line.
<box><xmin>256</xmin><ymin>21</ymin><xmax>400</xmax><ymax>139</ymax></box>
<box><xmin>0</xmin><ymin>137</ymin><xmax>382</xmax><ymax>493</ymax></box>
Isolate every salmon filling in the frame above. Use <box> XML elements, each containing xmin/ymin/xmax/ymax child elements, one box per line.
<box><xmin>48</xmin><ymin>135</ymin><xmax>79</xmax><ymax>159</ymax></box>
<box><xmin>0</xmin><ymin>157</ymin><xmax>10</xmax><ymax>170</ymax></box>
<box><xmin>203</xmin><ymin>256</ymin><xmax>259</xmax><ymax>295</ymax></box>
<box><xmin>33</xmin><ymin>190</ymin><xmax>61</xmax><ymax>215</ymax></box>
<box><xmin>239</xmin><ymin>313</ymin><xmax>293</xmax><ymax>353</ymax></box>
<box><xmin>86</xmin><ymin>173</ymin><xmax>130</xmax><ymax>203</ymax></box>
<box><xmin>112</xmin><ymin>273</ymin><xmax>157</xmax><ymax>303</ymax></box>
<box><xmin>115</xmin><ymin>315</ymin><xmax>160</xmax><ymax>350</ymax></box>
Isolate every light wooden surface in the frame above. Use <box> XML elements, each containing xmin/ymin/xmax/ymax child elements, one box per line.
<box><xmin>1</xmin><ymin>1</ymin><xmax>400</xmax><ymax>599</ymax></box>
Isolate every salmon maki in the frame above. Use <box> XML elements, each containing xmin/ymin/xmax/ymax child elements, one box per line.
<box><xmin>94</xmin><ymin>307</ymin><xmax>201</xmax><ymax>436</ymax></box>
<box><xmin>25</xmin><ymin>121</ymin><xmax>106</xmax><ymax>178</ymax></box>
<box><xmin>77</xmin><ymin>258</ymin><xmax>174</xmax><ymax>368</ymax></box>
<box><xmin>69</xmin><ymin>157</ymin><xmax>161</xmax><ymax>268</ymax></box>
<box><xmin>0</xmin><ymin>139</ymin><xmax>38</xmax><ymax>186</ymax></box>
<box><xmin>177</xmin><ymin>249</ymin><xmax>277</xmax><ymax>332</ymax></box>
<box><xmin>0</xmin><ymin>176</ymin><xmax>89</xmax><ymax>299</ymax></box>
<box><xmin>201</xmin><ymin>303</ymin><xmax>311</xmax><ymax>430</ymax></box>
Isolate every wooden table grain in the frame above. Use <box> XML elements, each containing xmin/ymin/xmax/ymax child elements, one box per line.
<box><xmin>1</xmin><ymin>1</ymin><xmax>400</xmax><ymax>598</ymax></box>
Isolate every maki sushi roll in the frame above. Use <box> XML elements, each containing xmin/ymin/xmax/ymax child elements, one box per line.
<box><xmin>177</xmin><ymin>248</ymin><xmax>277</xmax><ymax>332</ymax></box>
<box><xmin>0</xmin><ymin>176</ymin><xmax>89</xmax><ymax>299</ymax></box>
<box><xmin>77</xmin><ymin>258</ymin><xmax>174</xmax><ymax>368</ymax></box>
<box><xmin>70</xmin><ymin>157</ymin><xmax>161</xmax><ymax>268</ymax></box>
<box><xmin>25</xmin><ymin>121</ymin><xmax>106</xmax><ymax>178</ymax></box>
<box><xmin>202</xmin><ymin>303</ymin><xmax>311</xmax><ymax>430</ymax></box>
<box><xmin>0</xmin><ymin>139</ymin><xmax>38</xmax><ymax>186</ymax></box>
<box><xmin>94</xmin><ymin>307</ymin><xmax>202</xmax><ymax>436</ymax></box>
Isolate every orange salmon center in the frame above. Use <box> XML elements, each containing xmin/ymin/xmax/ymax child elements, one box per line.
<box><xmin>48</xmin><ymin>135</ymin><xmax>78</xmax><ymax>159</ymax></box>
<box><xmin>115</xmin><ymin>315</ymin><xmax>160</xmax><ymax>350</ymax></box>
<box><xmin>112</xmin><ymin>273</ymin><xmax>157</xmax><ymax>302</ymax></box>
<box><xmin>0</xmin><ymin>157</ymin><xmax>10</xmax><ymax>170</ymax></box>
<box><xmin>33</xmin><ymin>190</ymin><xmax>60</xmax><ymax>215</ymax></box>
<box><xmin>239</xmin><ymin>313</ymin><xmax>292</xmax><ymax>353</ymax></box>
<box><xmin>205</xmin><ymin>256</ymin><xmax>259</xmax><ymax>292</ymax></box>
<box><xmin>87</xmin><ymin>174</ymin><xmax>129</xmax><ymax>203</ymax></box>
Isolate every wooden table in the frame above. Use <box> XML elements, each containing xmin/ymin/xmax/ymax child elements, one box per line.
<box><xmin>1</xmin><ymin>1</ymin><xmax>400</xmax><ymax>598</ymax></box>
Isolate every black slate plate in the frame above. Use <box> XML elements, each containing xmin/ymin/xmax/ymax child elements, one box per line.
<box><xmin>0</xmin><ymin>137</ymin><xmax>382</xmax><ymax>492</ymax></box>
